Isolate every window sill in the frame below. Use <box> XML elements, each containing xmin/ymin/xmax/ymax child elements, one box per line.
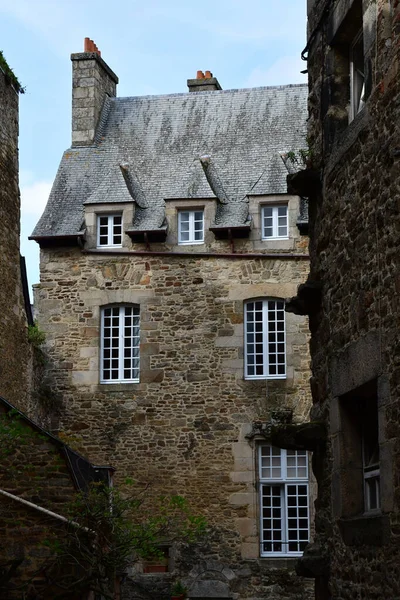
<box><xmin>178</xmin><ymin>241</ymin><xmax>204</xmax><ymax>246</ymax></box>
<box><xmin>100</xmin><ymin>380</ymin><xmax>139</xmax><ymax>385</ymax></box>
<box><xmin>97</xmin><ymin>245</ymin><xmax>123</xmax><ymax>249</ymax></box>
<box><xmin>261</xmin><ymin>237</ymin><xmax>289</xmax><ymax>241</ymax></box>
<box><xmin>337</xmin><ymin>513</ymin><xmax>390</xmax><ymax>547</ymax></box>
<box><xmin>245</xmin><ymin>375</ymin><xmax>287</xmax><ymax>381</ymax></box>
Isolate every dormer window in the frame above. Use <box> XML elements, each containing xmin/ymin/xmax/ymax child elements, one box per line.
<box><xmin>178</xmin><ymin>210</ymin><xmax>204</xmax><ymax>245</ymax></box>
<box><xmin>261</xmin><ymin>205</ymin><xmax>288</xmax><ymax>240</ymax></box>
<box><xmin>97</xmin><ymin>214</ymin><xmax>123</xmax><ymax>248</ymax></box>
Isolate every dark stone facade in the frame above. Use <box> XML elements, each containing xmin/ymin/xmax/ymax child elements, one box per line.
<box><xmin>298</xmin><ymin>0</ymin><xmax>400</xmax><ymax>597</ymax></box>
<box><xmin>0</xmin><ymin>68</ymin><xmax>32</xmax><ymax>412</ymax></box>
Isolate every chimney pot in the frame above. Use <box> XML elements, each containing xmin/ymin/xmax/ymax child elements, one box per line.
<box><xmin>187</xmin><ymin>71</ymin><xmax>222</xmax><ymax>92</ymax></box>
<box><xmin>84</xmin><ymin>37</ymin><xmax>101</xmax><ymax>56</ymax></box>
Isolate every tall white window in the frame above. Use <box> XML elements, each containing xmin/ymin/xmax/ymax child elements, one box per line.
<box><xmin>245</xmin><ymin>299</ymin><xmax>286</xmax><ymax>379</ymax></box>
<box><xmin>178</xmin><ymin>210</ymin><xmax>204</xmax><ymax>245</ymax></box>
<box><xmin>100</xmin><ymin>306</ymin><xmax>140</xmax><ymax>383</ymax></box>
<box><xmin>97</xmin><ymin>214</ymin><xmax>123</xmax><ymax>248</ymax></box>
<box><xmin>350</xmin><ymin>30</ymin><xmax>365</xmax><ymax>122</ymax></box>
<box><xmin>259</xmin><ymin>445</ymin><xmax>309</xmax><ymax>557</ymax></box>
<box><xmin>262</xmin><ymin>205</ymin><xmax>288</xmax><ymax>240</ymax></box>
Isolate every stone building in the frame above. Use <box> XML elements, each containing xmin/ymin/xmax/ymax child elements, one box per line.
<box><xmin>31</xmin><ymin>39</ymin><xmax>314</xmax><ymax>599</ymax></box>
<box><xmin>0</xmin><ymin>55</ymin><xmax>33</xmax><ymax>413</ymax></box>
<box><xmin>0</xmin><ymin>53</ymin><xmax>112</xmax><ymax>599</ymax></box>
<box><xmin>286</xmin><ymin>0</ymin><xmax>400</xmax><ymax>598</ymax></box>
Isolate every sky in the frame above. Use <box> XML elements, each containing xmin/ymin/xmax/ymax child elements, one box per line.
<box><xmin>0</xmin><ymin>0</ymin><xmax>307</xmax><ymax>295</ymax></box>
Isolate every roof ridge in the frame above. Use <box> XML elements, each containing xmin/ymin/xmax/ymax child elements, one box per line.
<box><xmin>113</xmin><ymin>83</ymin><xmax>308</xmax><ymax>102</ymax></box>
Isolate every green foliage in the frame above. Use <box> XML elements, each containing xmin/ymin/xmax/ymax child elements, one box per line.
<box><xmin>171</xmin><ymin>580</ymin><xmax>187</xmax><ymax>596</ymax></box>
<box><xmin>0</xmin><ymin>50</ymin><xmax>25</xmax><ymax>93</ymax></box>
<box><xmin>28</xmin><ymin>322</ymin><xmax>46</xmax><ymax>347</ymax></box>
<box><xmin>286</xmin><ymin>148</ymin><xmax>313</xmax><ymax>168</ymax></box>
<box><xmin>44</xmin><ymin>482</ymin><xmax>207</xmax><ymax>599</ymax></box>
<box><xmin>0</xmin><ymin>410</ymin><xmax>38</xmax><ymax>462</ymax></box>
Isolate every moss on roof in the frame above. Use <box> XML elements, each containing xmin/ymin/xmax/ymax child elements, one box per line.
<box><xmin>0</xmin><ymin>50</ymin><xmax>25</xmax><ymax>94</ymax></box>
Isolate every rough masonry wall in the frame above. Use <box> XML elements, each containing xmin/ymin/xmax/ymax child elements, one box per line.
<box><xmin>0</xmin><ymin>407</ymin><xmax>78</xmax><ymax>598</ymax></box>
<box><xmin>35</xmin><ymin>247</ymin><xmax>313</xmax><ymax>600</ymax></box>
<box><xmin>306</xmin><ymin>0</ymin><xmax>400</xmax><ymax>597</ymax></box>
<box><xmin>0</xmin><ymin>69</ymin><xmax>32</xmax><ymax>411</ymax></box>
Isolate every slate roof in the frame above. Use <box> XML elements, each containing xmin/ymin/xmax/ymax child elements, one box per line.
<box><xmin>32</xmin><ymin>84</ymin><xmax>308</xmax><ymax>238</ymax></box>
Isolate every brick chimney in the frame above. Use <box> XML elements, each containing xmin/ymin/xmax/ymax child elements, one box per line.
<box><xmin>70</xmin><ymin>38</ymin><xmax>119</xmax><ymax>147</ymax></box>
<box><xmin>187</xmin><ymin>70</ymin><xmax>222</xmax><ymax>92</ymax></box>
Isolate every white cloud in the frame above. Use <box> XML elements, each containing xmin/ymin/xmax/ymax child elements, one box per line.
<box><xmin>20</xmin><ymin>180</ymin><xmax>52</xmax><ymax>217</ymax></box>
<box><xmin>245</xmin><ymin>55</ymin><xmax>307</xmax><ymax>88</ymax></box>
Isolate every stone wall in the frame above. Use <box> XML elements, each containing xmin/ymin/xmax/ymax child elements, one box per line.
<box><xmin>303</xmin><ymin>0</ymin><xmax>400</xmax><ymax>597</ymax></box>
<box><xmin>0</xmin><ymin>66</ymin><xmax>33</xmax><ymax>412</ymax></box>
<box><xmin>71</xmin><ymin>51</ymin><xmax>118</xmax><ymax>147</ymax></box>
<box><xmin>35</xmin><ymin>214</ymin><xmax>313</xmax><ymax>599</ymax></box>
<box><xmin>0</xmin><ymin>406</ymin><xmax>78</xmax><ymax>598</ymax></box>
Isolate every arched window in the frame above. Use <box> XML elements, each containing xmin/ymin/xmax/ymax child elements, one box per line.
<box><xmin>100</xmin><ymin>305</ymin><xmax>140</xmax><ymax>383</ymax></box>
<box><xmin>244</xmin><ymin>299</ymin><xmax>286</xmax><ymax>379</ymax></box>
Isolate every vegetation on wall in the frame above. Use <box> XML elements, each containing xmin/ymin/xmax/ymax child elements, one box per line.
<box><xmin>27</xmin><ymin>322</ymin><xmax>46</xmax><ymax>347</ymax></box>
<box><xmin>0</xmin><ymin>51</ymin><xmax>25</xmax><ymax>93</ymax></box>
<box><xmin>0</xmin><ymin>411</ymin><xmax>207</xmax><ymax>599</ymax></box>
<box><xmin>44</xmin><ymin>482</ymin><xmax>207</xmax><ymax>599</ymax></box>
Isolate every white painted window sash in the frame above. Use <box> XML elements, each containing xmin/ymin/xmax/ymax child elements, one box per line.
<box><xmin>178</xmin><ymin>210</ymin><xmax>204</xmax><ymax>245</ymax></box>
<box><xmin>259</xmin><ymin>446</ymin><xmax>309</xmax><ymax>557</ymax></box>
<box><xmin>100</xmin><ymin>306</ymin><xmax>140</xmax><ymax>384</ymax></box>
<box><xmin>97</xmin><ymin>214</ymin><xmax>123</xmax><ymax>248</ymax></box>
<box><xmin>261</xmin><ymin>205</ymin><xmax>288</xmax><ymax>240</ymax></box>
<box><xmin>244</xmin><ymin>300</ymin><xmax>286</xmax><ymax>380</ymax></box>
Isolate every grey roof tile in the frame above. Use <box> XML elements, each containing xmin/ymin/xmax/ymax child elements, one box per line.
<box><xmin>32</xmin><ymin>84</ymin><xmax>308</xmax><ymax>238</ymax></box>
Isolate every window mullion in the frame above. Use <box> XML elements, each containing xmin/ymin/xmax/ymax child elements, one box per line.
<box><xmin>263</xmin><ymin>301</ymin><xmax>268</xmax><ymax>377</ymax></box>
<box><xmin>107</xmin><ymin>215</ymin><xmax>111</xmax><ymax>246</ymax></box>
<box><xmin>118</xmin><ymin>306</ymin><xmax>124</xmax><ymax>381</ymax></box>
<box><xmin>189</xmin><ymin>211</ymin><xmax>194</xmax><ymax>241</ymax></box>
<box><xmin>273</xmin><ymin>207</ymin><xmax>278</xmax><ymax>238</ymax></box>
<box><xmin>282</xmin><ymin>484</ymin><xmax>287</xmax><ymax>555</ymax></box>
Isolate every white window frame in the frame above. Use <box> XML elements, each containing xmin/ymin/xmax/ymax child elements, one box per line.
<box><xmin>261</xmin><ymin>204</ymin><xmax>289</xmax><ymax>240</ymax></box>
<box><xmin>349</xmin><ymin>30</ymin><xmax>365</xmax><ymax>122</ymax></box>
<box><xmin>97</xmin><ymin>213</ymin><xmax>123</xmax><ymax>248</ymax></box>
<box><xmin>178</xmin><ymin>210</ymin><xmax>204</xmax><ymax>245</ymax></box>
<box><xmin>362</xmin><ymin>430</ymin><xmax>381</xmax><ymax>514</ymax></box>
<box><xmin>259</xmin><ymin>445</ymin><xmax>309</xmax><ymax>557</ymax></box>
<box><xmin>100</xmin><ymin>305</ymin><xmax>140</xmax><ymax>384</ymax></box>
<box><xmin>244</xmin><ymin>299</ymin><xmax>286</xmax><ymax>380</ymax></box>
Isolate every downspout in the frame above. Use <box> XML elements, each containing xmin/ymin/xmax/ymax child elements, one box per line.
<box><xmin>0</xmin><ymin>488</ymin><xmax>87</xmax><ymax>531</ymax></box>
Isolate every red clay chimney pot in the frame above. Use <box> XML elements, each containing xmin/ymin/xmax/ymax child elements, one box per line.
<box><xmin>204</xmin><ymin>70</ymin><xmax>213</xmax><ymax>79</ymax></box>
<box><xmin>84</xmin><ymin>38</ymin><xmax>101</xmax><ymax>56</ymax></box>
<box><xmin>196</xmin><ymin>70</ymin><xmax>205</xmax><ymax>79</ymax></box>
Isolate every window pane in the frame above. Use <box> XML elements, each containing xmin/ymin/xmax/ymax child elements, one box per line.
<box><xmin>262</xmin><ymin>205</ymin><xmax>288</xmax><ymax>239</ymax></box>
<box><xmin>101</xmin><ymin>305</ymin><xmax>140</xmax><ymax>383</ymax></box>
<box><xmin>179</xmin><ymin>210</ymin><xmax>204</xmax><ymax>244</ymax></box>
